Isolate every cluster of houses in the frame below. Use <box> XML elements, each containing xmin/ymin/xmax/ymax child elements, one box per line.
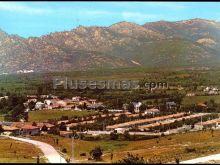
<box><xmin>124</xmin><ymin>101</ymin><xmax>177</xmax><ymax>114</ymax></box>
<box><xmin>0</xmin><ymin>121</ymin><xmax>55</xmax><ymax>136</ymax></box>
<box><xmin>203</xmin><ymin>86</ymin><xmax>219</xmax><ymax>95</ymax></box>
<box><xmin>25</xmin><ymin>95</ymin><xmax>106</xmax><ymax>111</ymax></box>
<box><xmin>186</xmin><ymin>86</ymin><xmax>219</xmax><ymax>97</ymax></box>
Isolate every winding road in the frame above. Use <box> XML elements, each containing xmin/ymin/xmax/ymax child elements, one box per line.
<box><xmin>1</xmin><ymin>135</ymin><xmax>67</xmax><ymax>163</ymax></box>
<box><xmin>180</xmin><ymin>153</ymin><xmax>220</xmax><ymax>164</ymax></box>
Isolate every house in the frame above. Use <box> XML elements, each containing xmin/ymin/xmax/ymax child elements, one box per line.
<box><xmin>87</xmin><ymin>103</ymin><xmax>105</xmax><ymax>110</ymax></box>
<box><xmin>203</xmin><ymin>87</ymin><xmax>219</xmax><ymax>95</ymax></box>
<box><xmin>204</xmin><ymin>87</ymin><xmax>210</xmax><ymax>92</ymax></box>
<box><xmin>132</xmin><ymin>102</ymin><xmax>142</xmax><ymax>113</ymax></box>
<box><xmin>88</xmin><ymin>99</ymin><xmax>97</xmax><ymax>105</ymax></box>
<box><xmin>20</xmin><ymin>125</ymin><xmax>40</xmax><ymax>136</ymax></box>
<box><xmin>73</xmin><ymin>106</ymin><xmax>82</xmax><ymax>111</ymax></box>
<box><xmin>208</xmin><ymin>90</ymin><xmax>218</xmax><ymax>95</ymax></box>
<box><xmin>107</xmin><ymin>109</ymin><xmax>124</xmax><ymax>113</ymax></box>
<box><xmin>57</xmin><ymin>100</ymin><xmax>67</xmax><ymax>107</ymax></box>
<box><xmin>2</xmin><ymin>125</ymin><xmax>20</xmax><ymax>135</ymax></box>
<box><xmin>145</xmin><ymin>108</ymin><xmax>160</xmax><ymax>115</ymax></box>
<box><xmin>27</xmin><ymin>98</ymin><xmax>38</xmax><ymax>103</ymax></box>
<box><xmin>166</xmin><ymin>101</ymin><xmax>177</xmax><ymax>109</ymax></box>
<box><xmin>122</xmin><ymin>103</ymin><xmax>129</xmax><ymax>110</ymax></box>
<box><xmin>44</xmin><ymin>99</ymin><xmax>53</xmax><ymax>106</ymax></box>
<box><xmin>0</xmin><ymin>96</ymin><xmax>8</xmax><ymax>101</ymax></box>
<box><xmin>195</xmin><ymin>118</ymin><xmax>220</xmax><ymax>130</ymax></box>
<box><xmin>186</xmin><ymin>93</ymin><xmax>195</xmax><ymax>97</ymax></box>
<box><xmin>106</xmin><ymin>112</ymin><xmax>186</xmax><ymax>130</ymax></box>
<box><xmin>72</xmin><ymin>96</ymin><xmax>81</xmax><ymax>101</ymax></box>
<box><xmin>35</xmin><ymin>102</ymin><xmax>45</xmax><ymax>110</ymax></box>
<box><xmin>36</xmin><ymin>123</ymin><xmax>55</xmax><ymax>132</ymax></box>
<box><xmin>27</xmin><ymin>95</ymin><xmax>38</xmax><ymax>99</ymax></box>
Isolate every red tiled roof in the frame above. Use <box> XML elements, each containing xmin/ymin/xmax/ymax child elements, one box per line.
<box><xmin>2</xmin><ymin>126</ymin><xmax>20</xmax><ymax>131</ymax></box>
<box><xmin>21</xmin><ymin>125</ymin><xmax>39</xmax><ymax>130</ymax></box>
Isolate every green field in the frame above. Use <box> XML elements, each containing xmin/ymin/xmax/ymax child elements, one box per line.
<box><xmin>0</xmin><ymin>138</ymin><xmax>45</xmax><ymax>163</ymax></box>
<box><xmin>0</xmin><ymin>115</ymin><xmax>4</xmax><ymax>121</ymax></box>
<box><xmin>1</xmin><ymin>67</ymin><xmax>220</xmax><ymax>94</ymax></box>
<box><xmin>28</xmin><ymin>110</ymin><xmax>99</xmax><ymax>122</ymax></box>
<box><xmin>32</xmin><ymin>129</ymin><xmax>220</xmax><ymax>163</ymax></box>
<box><xmin>182</xmin><ymin>95</ymin><xmax>220</xmax><ymax>105</ymax></box>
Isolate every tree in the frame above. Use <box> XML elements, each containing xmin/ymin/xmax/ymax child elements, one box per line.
<box><xmin>123</xmin><ymin>130</ymin><xmax>131</xmax><ymax>140</ymax></box>
<box><xmin>59</xmin><ymin>122</ymin><xmax>67</xmax><ymax>131</ymax></box>
<box><xmin>110</xmin><ymin>130</ymin><xmax>119</xmax><ymax>140</ymax></box>
<box><xmin>32</xmin><ymin>122</ymin><xmax>37</xmax><ymax>126</ymax></box>
<box><xmin>89</xmin><ymin>146</ymin><xmax>103</xmax><ymax>161</ymax></box>
<box><xmin>28</xmin><ymin>101</ymin><xmax>36</xmax><ymax>110</ymax></box>
<box><xmin>139</xmin><ymin>104</ymin><xmax>147</xmax><ymax>113</ymax></box>
<box><xmin>118</xmin><ymin>153</ymin><xmax>145</xmax><ymax>164</ymax></box>
<box><xmin>37</xmin><ymin>86</ymin><xmax>43</xmax><ymax>96</ymax></box>
<box><xmin>127</xmin><ymin>103</ymin><xmax>135</xmax><ymax>113</ymax></box>
<box><xmin>0</xmin><ymin>125</ymin><xmax>4</xmax><ymax>133</ymax></box>
<box><xmin>41</xmin><ymin>125</ymin><xmax>48</xmax><ymax>132</ymax></box>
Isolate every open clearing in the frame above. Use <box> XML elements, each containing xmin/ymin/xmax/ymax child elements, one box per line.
<box><xmin>0</xmin><ymin>137</ymin><xmax>45</xmax><ymax>163</ymax></box>
<box><xmin>32</xmin><ymin>129</ymin><xmax>220</xmax><ymax>163</ymax></box>
<box><xmin>0</xmin><ymin>115</ymin><xmax>4</xmax><ymax>121</ymax></box>
<box><xmin>28</xmin><ymin>110</ymin><xmax>99</xmax><ymax>122</ymax></box>
<box><xmin>182</xmin><ymin>95</ymin><xmax>220</xmax><ymax>105</ymax></box>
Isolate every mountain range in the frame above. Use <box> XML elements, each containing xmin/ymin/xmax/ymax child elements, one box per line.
<box><xmin>1</xmin><ymin>18</ymin><xmax>220</xmax><ymax>74</ymax></box>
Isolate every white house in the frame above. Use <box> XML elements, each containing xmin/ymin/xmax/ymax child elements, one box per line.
<box><xmin>72</xmin><ymin>96</ymin><xmax>81</xmax><ymax>101</ymax></box>
<box><xmin>35</xmin><ymin>102</ymin><xmax>45</xmax><ymax>110</ymax></box>
<box><xmin>132</xmin><ymin>102</ymin><xmax>142</xmax><ymax>113</ymax></box>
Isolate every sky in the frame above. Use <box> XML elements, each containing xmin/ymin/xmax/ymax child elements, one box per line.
<box><xmin>0</xmin><ymin>2</ymin><xmax>220</xmax><ymax>38</ymax></box>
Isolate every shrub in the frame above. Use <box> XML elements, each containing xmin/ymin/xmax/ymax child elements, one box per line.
<box><xmin>118</xmin><ymin>152</ymin><xmax>145</xmax><ymax>164</ymax></box>
<box><xmin>89</xmin><ymin>146</ymin><xmax>103</xmax><ymax>161</ymax></box>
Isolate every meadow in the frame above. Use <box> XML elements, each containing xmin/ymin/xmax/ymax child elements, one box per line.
<box><xmin>0</xmin><ymin>115</ymin><xmax>4</xmax><ymax>121</ymax></box>
<box><xmin>0</xmin><ymin>138</ymin><xmax>45</xmax><ymax>163</ymax></box>
<box><xmin>32</xmin><ymin>129</ymin><xmax>220</xmax><ymax>163</ymax></box>
<box><xmin>182</xmin><ymin>95</ymin><xmax>220</xmax><ymax>105</ymax></box>
<box><xmin>28</xmin><ymin>110</ymin><xmax>99</xmax><ymax>122</ymax></box>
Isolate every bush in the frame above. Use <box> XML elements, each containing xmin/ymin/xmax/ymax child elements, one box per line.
<box><xmin>118</xmin><ymin>152</ymin><xmax>145</xmax><ymax>164</ymax></box>
<box><xmin>185</xmin><ymin>147</ymin><xmax>196</xmax><ymax>153</ymax></box>
<box><xmin>89</xmin><ymin>146</ymin><xmax>103</xmax><ymax>161</ymax></box>
<box><xmin>123</xmin><ymin>130</ymin><xmax>131</xmax><ymax>140</ymax></box>
<box><xmin>62</xmin><ymin>148</ymin><xmax>67</xmax><ymax>153</ymax></box>
<box><xmin>110</xmin><ymin>131</ymin><xmax>119</xmax><ymax>140</ymax></box>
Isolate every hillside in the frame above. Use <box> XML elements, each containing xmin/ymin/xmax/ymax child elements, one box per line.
<box><xmin>1</xmin><ymin>18</ymin><xmax>220</xmax><ymax>74</ymax></box>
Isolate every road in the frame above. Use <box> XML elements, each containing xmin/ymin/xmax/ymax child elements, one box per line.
<box><xmin>180</xmin><ymin>153</ymin><xmax>220</xmax><ymax>164</ymax></box>
<box><xmin>81</xmin><ymin>130</ymin><xmax>161</xmax><ymax>136</ymax></box>
<box><xmin>1</xmin><ymin>135</ymin><xmax>67</xmax><ymax>163</ymax></box>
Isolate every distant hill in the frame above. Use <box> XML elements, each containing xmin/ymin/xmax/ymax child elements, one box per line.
<box><xmin>1</xmin><ymin>18</ymin><xmax>220</xmax><ymax>74</ymax></box>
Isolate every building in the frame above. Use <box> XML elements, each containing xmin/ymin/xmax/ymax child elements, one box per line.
<box><xmin>2</xmin><ymin>125</ymin><xmax>20</xmax><ymax>135</ymax></box>
<box><xmin>87</xmin><ymin>103</ymin><xmax>105</xmax><ymax>110</ymax></box>
<box><xmin>0</xmin><ymin>96</ymin><xmax>9</xmax><ymax>101</ymax></box>
<box><xmin>35</xmin><ymin>102</ymin><xmax>46</xmax><ymax>110</ymax></box>
<box><xmin>166</xmin><ymin>101</ymin><xmax>177</xmax><ymax>109</ymax></box>
<box><xmin>195</xmin><ymin>118</ymin><xmax>220</xmax><ymax>130</ymax></box>
<box><xmin>145</xmin><ymin>108</ymin><xmax>160</xmax><ymax>115</ymax></box>
<box><xmin>20</xmin><ymin>125</ymin><xmax>40</xmax><ymax>136</ymax></box>
<box><xmin>132</xmin><ymin>102</ymin><xmax>142</xmax><ymax>113</ymax></box>
<box><xmin>106</xmin><ymin>112</ymin><xmax>186</xmax><ymax>130</ymax></box>
<box><xmin>72</xmin><ymin>96</ymin><xmax>81</xmax><ymax>101</ymax></box>
<box><xmin>36</xmin><ymin>123</ymin><xmax>55</xmax><ymax>132</ymax></box>
<box><xmin>186</xmin><ymin>93</ymin><xmax>195</xmax><ymax>97</ymax></box>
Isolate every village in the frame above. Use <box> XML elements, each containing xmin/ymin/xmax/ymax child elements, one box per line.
<box><xmin>1</xmin><ymin>90</ymin><xmax>220</xmax><ymax>140</ymax></box>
